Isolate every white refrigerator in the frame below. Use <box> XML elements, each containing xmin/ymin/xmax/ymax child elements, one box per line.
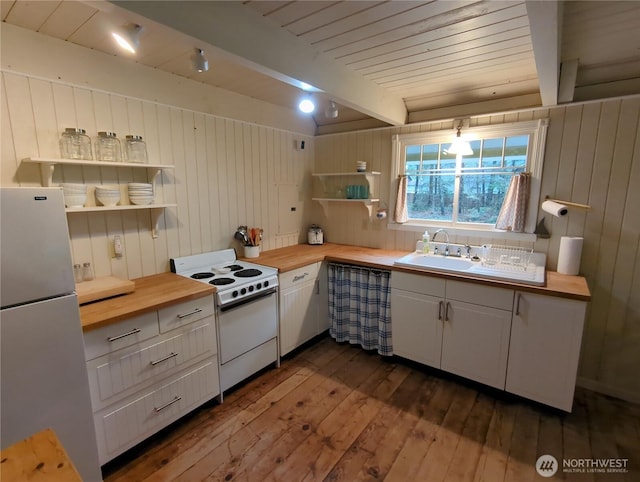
<box><xmin>1</xmin><ymin>187</ymin><xmax>102</xmax><ymax>481</ymax></box>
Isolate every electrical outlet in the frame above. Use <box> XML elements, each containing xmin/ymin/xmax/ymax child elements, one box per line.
<box><xmin>113</xmin><ymin>235</ymin><xmax>123</xmax><ymax>258</ymax></box>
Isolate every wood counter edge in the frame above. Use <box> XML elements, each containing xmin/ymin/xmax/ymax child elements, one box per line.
<box><xmin>251</xmin><ymin>243</ymin><xmax>591</xmax><ymax>302</ymax></box>
<box><xmin>80</xmin><ymin>273</ymin><xmax>216</xmax><ymax>332</ymax></box>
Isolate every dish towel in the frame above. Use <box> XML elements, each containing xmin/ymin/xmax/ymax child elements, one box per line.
<box><xmin>495</xmin><ymin>172</ymin><xmax>530</xmax><ymax>232</ymax></box>
<box><xmin>394</xmin><ymin>175</ymin><xmax>408</xmax><ymax>223</ymax></box>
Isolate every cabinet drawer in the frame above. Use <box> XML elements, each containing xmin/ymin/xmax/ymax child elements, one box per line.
<box><xmin>87</xmin><ymin>320</ymin><xmax>217</xmax><ymax>410</ymax></box>
<box><xmin>446</xmin><ymin>280</ymin><xmax>513</xmax><ymax>310</ymax></box>
<box><xmin>279</xmin><ymin>263</ymin><xmax>319</xmax><ymax>290</ymax></box>
<box><xmin>391</xmin><ymin>271</ymin><xmax>446</xmax><ymax>297</ymax></box>
<box><xmin>94</xmin><ymin>361</ymin><xmax>219</xmax><ymax>464</ymax></box>
<box><xmin>158</xmin><ymin>295</ymin><xmax>215</xmax><ymax>333</ymax></box>
<box><xmin>84</xmin><ymin>311</ymin><xmax>159</xmax><ymax>361</ymax></box>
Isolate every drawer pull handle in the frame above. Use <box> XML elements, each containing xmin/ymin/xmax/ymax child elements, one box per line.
<box><xmin>445</xmin><ymin>302</ymin><xmax>451</xmax><ymax>321</ymax></box>
<box><xmin>315</xmin><ymin>279</ymin><xmax>320</xmax><ymax>295</ymax></box>
<box><xmin>150</xmin><ymin>352</ymin><xmax>179</xmax><ymax>366</ymax></box>
<box><xmin>293</xmin><ymin>273</ymin><xmax>309</xmax><ymax>282</ymax></box>
<box><xmin>515</xmin><ymin>293</ymin><xmax>522</xmax><ymax>316</ymax></box>
<box><xmin>438</xmin><ymin>301</ymin><xmax>443</xmax><ymax>321</ymax></box>
<box><xmin>177</xmin><ymin>308</ymin><xmax>203</xmax><ymax>319</ymax></box>
<box><xmin>107</xmin><ymin>328</ymin><xmax>141</xmax><ymax>342</ymax></box>
<box><xmin>154</xmin><ymin>395</ymin><xmax>182</xmax><ymax>412</ymax></box>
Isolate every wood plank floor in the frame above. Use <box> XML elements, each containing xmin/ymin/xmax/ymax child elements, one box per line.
<box><xmin>102</xmin><ymin>336</ymin><xmax>640</xmax><ymax>482</ymax></box>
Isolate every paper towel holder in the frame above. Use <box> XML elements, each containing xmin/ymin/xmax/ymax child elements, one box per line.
<box><xmin>544</xmin><ymin>196</ymin><xmax>591</xmax><ymax>210</ymax></box>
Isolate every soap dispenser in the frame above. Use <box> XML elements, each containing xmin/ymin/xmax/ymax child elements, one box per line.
<box><xmin>422</xmin><ymin>230</ymin><xmax>430</xmax><ymax>254</ymax></box>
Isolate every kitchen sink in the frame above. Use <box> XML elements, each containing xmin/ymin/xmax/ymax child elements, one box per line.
<box><xmin>394</xmin><ymin>251</ymin><xmax>546</xmax><ymax>286</ymax></box>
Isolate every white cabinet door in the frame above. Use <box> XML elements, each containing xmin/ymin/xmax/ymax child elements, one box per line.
<box><xmin>390</xmin><ymin>288</ymin><xmax>443</xmax><ymax>368</ymax></box>
<box><xmin>506</xmin><ymin>292</ymin><xmax>586</xmax><ymax>411</ymax></box>
<box><xmin>441</xmin><ymin>300</ymin><xmax>512</xmax><ymax>389</ymax></box>
<box><xmin>279</xmin><ymin>280</ymin><xmax>318</xmax><ymax>356</ymax></box>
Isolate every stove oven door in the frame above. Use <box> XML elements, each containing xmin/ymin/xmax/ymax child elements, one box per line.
<box><xmin>218</xmin><ymin>289</ymin><xmax>278</xmax><ymax>364</ymax></box>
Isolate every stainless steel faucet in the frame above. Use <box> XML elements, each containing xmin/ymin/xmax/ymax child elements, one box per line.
<box><xmin>432</xmin><ymin>229</ymin><xmax>450</xmax><ymax>255</ymax></box>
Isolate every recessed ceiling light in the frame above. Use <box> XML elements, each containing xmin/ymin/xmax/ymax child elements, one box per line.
<box><xmin>298</xmin><ymin>98</ymin><xmax>315</xmax><ymax>114</ymax></box>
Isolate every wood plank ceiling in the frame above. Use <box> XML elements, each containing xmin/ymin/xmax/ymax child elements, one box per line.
<box><xmin>2</xmin><ymin>0</ymin><xmax>639</xmax><ymax>133</ymax></box>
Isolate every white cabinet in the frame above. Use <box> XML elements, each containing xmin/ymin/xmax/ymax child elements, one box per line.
<box><xmin>506</xmin><ymin>291</ymin><xmax>586</xmax><ymax>411</ymax></box>
<box><xmin>83</xmin><ymin>295</ymin><xmax>219</xmax><ymax>464</ymax></box>
<box><xmin>391</xmin><ymin>272</ymin><xmax>513</xmax><ymax>389</ymax></box>
<box><xmin>390</xmin><ymin>275</ymin><xmax>444</xmax><ymax>367</ymax></box>
<box><xmin>279</xmin><ymin>261</ymin><xmax>328</xmax><ymax>356</ymax></box>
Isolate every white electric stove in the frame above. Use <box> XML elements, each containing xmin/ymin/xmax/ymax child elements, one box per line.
<box><xmin>170</xmin><ymin>249</ymin><xmax>279</xmax><ymax>392</ymax></box>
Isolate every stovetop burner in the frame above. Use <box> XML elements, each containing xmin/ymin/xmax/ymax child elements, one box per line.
<box><xmin>234</xmin><ymin>268</ymin><xmax>262</xmax><ymax>278</ymax></box>
<box><xmin>191</xmin><ymin>272</ymin><xmax>214</xmax><ymax>279</ymax></box>
<box><xmin>210</xmin><ymin>278</ymin><xmax>235</xmax><ymax>286</ymax></box>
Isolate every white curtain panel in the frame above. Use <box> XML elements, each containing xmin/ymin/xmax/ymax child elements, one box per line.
<box><xmin>495</xmin><ymin>172</ymin><xmax>530</xmax><ymax>232</ymax></box>
<box><xmin>394</xmin><ymin>176</ymin><xmax>409</xmax><ymax>223</ymax></box>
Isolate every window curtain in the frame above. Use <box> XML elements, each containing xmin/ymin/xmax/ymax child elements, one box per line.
<box><xmin>495</xmin><ymin>172</ymin><xmax>530</xmax><ymax>232</ymax></box>
<box><xmin>394</xmin><ymin>175</ymin><xmax>408</xmax><ymax>223</ymax></box>
<box><xmin>327</xmin><ymin>263</ymin><xmax>393</xmax><ymax>356</ymax></box>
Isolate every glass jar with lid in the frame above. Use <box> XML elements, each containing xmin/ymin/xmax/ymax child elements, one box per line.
<box><xmin>125</xmin><ymin>135</ymin><xmax>148</xmax><ymax>163</ymax></box>
<box><xmin>94</xmin><ymin>132</ymin><xmax>122</xmax><ymax>162</ymax></box>
<box><xmin>60</xmin><ymin>128</ymin><xmax>92</xmax><ymax>160</ymax></box>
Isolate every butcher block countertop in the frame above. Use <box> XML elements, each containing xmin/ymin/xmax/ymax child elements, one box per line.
<box><xmin>242</xmin><ymin>243</ymin><xmax>591</xmax><ymax>302</ymax></box>
<box><xmin>80</xmin><ymin>273</ymin><xmax>215</xmax><ymax>332</ymax></box>
<box><xmin>0</xmin><ymin>428</ymin><xmax>82</xmax><ymax>482</ymax></box>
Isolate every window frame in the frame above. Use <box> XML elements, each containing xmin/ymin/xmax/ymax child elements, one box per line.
<box><xmin>389</xmin><ymin>119</ymin><xmax>548</xmax><ymax>238</ymax></box>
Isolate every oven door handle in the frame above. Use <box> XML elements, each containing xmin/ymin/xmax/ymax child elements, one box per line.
<box><xmin>219</xmin><ymin>288</ymin><xmax>277</xmax><ymax>312</ymax></box>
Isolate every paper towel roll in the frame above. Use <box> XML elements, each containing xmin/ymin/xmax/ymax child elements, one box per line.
<box><xmin>542</xmin><ymin>200</ymin><xmax>568</xmax><ymax>217</ymax></box>
<box><xmin>557</xmin><ymin>236</ymin><xmax>583</xmax><ymax>275</ymax></box>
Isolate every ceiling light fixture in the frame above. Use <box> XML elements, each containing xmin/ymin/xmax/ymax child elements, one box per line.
<box><xmin>112</xmin><ymin>23</ymin><xmax>143</xmax><ymax>54</ymax></box>
<box><xmin>325</xmin><ymin>100</ymin><xmax>338</xmax><ymax>119</ymax></box>
<box><xmin>191</xmin><ymin>48</ymin><xmax>209</xmax><ymax>73</ymax></box>
<box><xmin>447</xmin><ymin>124</ymin><xmax>473</xmax><ymax>156</ymax></box>
<box><xmin>298</xmin><ymin>96</ymin><xmax>315</xmax><ymax>114</ymax></box>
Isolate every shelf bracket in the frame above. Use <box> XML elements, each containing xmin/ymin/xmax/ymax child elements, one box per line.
<box><xmin>39</xmin><ymin>162</ymin><xmax>55</xmax><ymax>187</ymax></box>
<box><xmin>150</xmin><ymin>208</ymin><xmax>164</xmax><ymax>239</ymax></box>
<box><xmin>149</xmin><ymin>168</ymin><xmax>162</xmax><ymax>193</ymax></box>
<box><xmin>317</xmin><ymin>200</ymin><xmax>329</xmax><ymax>217</ymax></box>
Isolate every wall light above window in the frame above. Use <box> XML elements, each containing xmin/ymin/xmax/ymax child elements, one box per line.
<box><xmin>447</xmin><ymin>124</ymin><xmax>473</xmax><ymax>156</ymax></box>
<box><xmin>112</xmin><ymin>23</ymin><xmax>143</xmax><ymax>54</ymax></box>
<box><xmin>191</xmin><ymin>48</ymin><xmax>209</xmax><ymax>73</ymax></box>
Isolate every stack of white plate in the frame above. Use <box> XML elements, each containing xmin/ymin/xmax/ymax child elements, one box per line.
<box><xmin>128</xmin><ymin>182</ymin><xmax>154</xmax><ymax>205</ymax></box>
<box><xmin>61</xmin><ymin>183</ymin><xmax>87</xmax><ymax>208</ymax></box>
<box><xmin>95</xmin><ymin>185</ymin><xmax>121</xmax><ymax>207</ymax></box>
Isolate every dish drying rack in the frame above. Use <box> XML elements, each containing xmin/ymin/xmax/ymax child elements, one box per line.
<box><xmin>480</xmin><ymin>245</ymin><xmax>533</xmax><ymax>271</ymax></box>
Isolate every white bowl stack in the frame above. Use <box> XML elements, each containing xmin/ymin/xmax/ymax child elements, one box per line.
<box><xmin>95</xmin><ymin>185</ymin><xmax>121</xmax><ymax>207</ymax></box>
<box><xmin>128</xmin><ymin>182</ymin><xmax>154</xmax><ymax>205</ymax></box>
<box><xmin>61</xmin><ymin>183</ymin><xmax>88</xmax><ymax>208</ymax></box>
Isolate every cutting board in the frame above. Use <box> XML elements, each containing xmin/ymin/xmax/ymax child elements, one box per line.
<box><xmin>76</xmin><ymin>276</ymin><xmax>135</xmax><ymax>305</ymax></box>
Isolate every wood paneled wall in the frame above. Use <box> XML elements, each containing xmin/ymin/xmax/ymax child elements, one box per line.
<box><xmin>2</xmin><ymin>25</ymin><xmax>638</xmax><ymax>402</ymax></box>
<box><xmin>1</xmin><ymin>70</ymin><xmax>314</xmax><ymax>279</ymax></box>
<box><xmin>314</xmin><ymin>97</ymin><xmax>640</xmax><ymax>402</ymax></box>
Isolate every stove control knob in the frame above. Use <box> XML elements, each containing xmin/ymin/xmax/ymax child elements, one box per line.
<box><xmin>264</xmin><ymin>280</ymin><xmax>269</xmax><ymax>288</ymax></box>
<box><xmin>256</xmin><ymin>282</ymin><xmax>262</xmax><ymax>289</ymax></box>
<box><xmin>248</xmin><ymin>285</ymin><xmax>254</xmax><ymax>292</ymax></box>
<box><xmin>241</xmin><ymin>288</ymin><xmax>247</xmax><ymax>295</ymax></box>
<box><xmin>232</xmin><ymin>290</ymin><xmax>238</xmax><ymax>298</ymax></box>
